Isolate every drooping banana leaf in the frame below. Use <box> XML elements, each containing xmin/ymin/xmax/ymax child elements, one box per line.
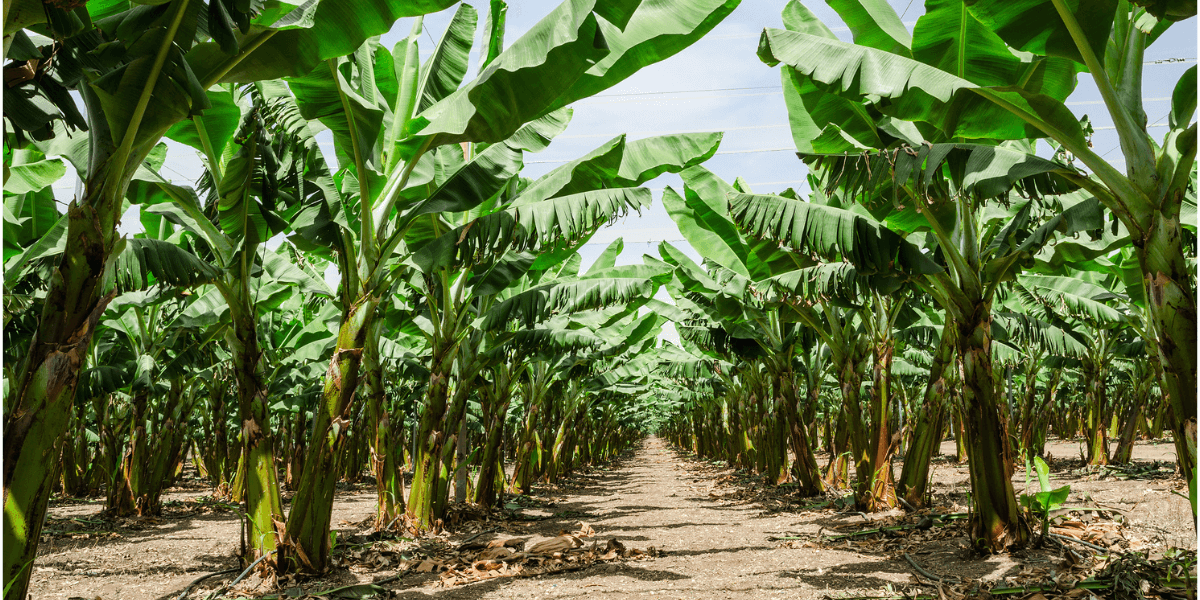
<box><xmin>480</xmin><ymin>263</ymin><xmax>671</xmax><ymax>329</ymax></box>
<box><xmin>409</xmin><ymin>0</ymin><xmax>617</xmax><ymax>145</ymax></box>
<box><xmin>826</xmin><ymin>0</ymin><xmax>912</xmax><ymax>57</ymax></box>
<box><xmin>416</xmin><ymin>3</ymin><xmax>477</xmax><ymax>113</ymax></box>
<box><xmin>728</xmin><ymin>191</ymin><xmax>941</xmax><ymax>277</ymax></box>
<box><xmin>544</xmin><ymin>0</ymin><xmax>742</xmax><ymax>109</ymax></box>
<box><xmin>757</xmin><ymin>28</ymin><xmax>1087</xmax><ymax>145</ymax></box>
<box><xmin>111</xmin><ymin>237</ymin><xmax>221</xmax><ymax>292</ymax></box>
<box><xmin>1016</xmin><ymin>273</ymin><xmax>1127</xmax><ymax>324</ymax></box>
<box><xmin>963</xmin><ymin>0</ymin><xmax>1119</xmax><ymax>66</ymax></box>
<box><xmin>194</xmin><ymin>0</ymin><xmax>461</xmax><ymax>83</ymax></box>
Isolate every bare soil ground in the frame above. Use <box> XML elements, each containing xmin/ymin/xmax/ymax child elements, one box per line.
<box><xmin>32</xmin><ymin>436</ymin><xmax>1194</xmax><ymax>600</ymax></box>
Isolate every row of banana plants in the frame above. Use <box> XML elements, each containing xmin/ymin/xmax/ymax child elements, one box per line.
<box><xmin>2</xmin><ymin>0</ymin><xmax>741</xmax><ymax>595</ymax></box>
<box><xmin>655</xmin><ymin>0</ymin><xmax>1195</xmax><ymax>554</ymax></box>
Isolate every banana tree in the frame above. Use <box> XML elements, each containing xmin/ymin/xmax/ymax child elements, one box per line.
<box><xmin>753</xmin><ymin>0</ymin><xmax>1157</xmax><ymax>550</ymax></box>
<box><xmin>3</xmin><ymin>0</ymin><xmax>458</xmax><ymax>593</ymax></box>
<box><xmin>99</xmin><ymin>278</ymin><xmax>226</xmax><ymax>516</ymax></box>
<box><xmin>1014</xmin><ymin>273</ymin><xmax>1139</xmax><ymax>465</ymax></box>
<box><xmin>660</xmin><ymin>165</ymin><xmax>860</xmax><ymax>495</ymax></box>
<box><xmin>467</xmin><ymin>253</ymin><xmax>643</xmax><ymax>508</ymax></box>
<box><xmin>133</xmin><ymin>84</ymin><xmax>337</xmax><ymax>561</ymax></box>
<box><xmin>275</xmin><ymin>0</ymin><xmax>737</xmax><ymax>566</ymax></box>
<box><xmin>758</xmin><ymin>0</ymin><xmax>1197</xmax><ymax>493</ymax></box>
<box><xmin>665</xmin><ymin>162</ymin><xmax>941</xmax><ymax>507</ymax></box>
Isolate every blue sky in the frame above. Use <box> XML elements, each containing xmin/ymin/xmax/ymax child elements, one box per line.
<box><xmin>87</xmin><ymin>0</ymin><xmax>1196</xmax><ymax>338</ymax></box>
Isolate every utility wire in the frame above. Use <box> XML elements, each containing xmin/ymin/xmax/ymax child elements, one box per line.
<box><xmin>1097</xmin><ymin>111</ymin><xmax>1173</xmax><ymax>157</ymax></box>
<box><xmin>572</xmin><ymin>87</ymin><xmax>1176</xmax><ymax>107</ymax></box>
<box><xmin>527</xmin><ymin>147</ymin><xmax>796</xmax><ymax>164</ymax></box>
<box><xmin>592</xmin><ymin>85</ymin><xmax>778</xmax><ymax>98</ymax></box>
<box><xmin>582</xmin><ymin>238</ymin><xmax>689</xmax><ymax>247</ymax></box>
<box><xmin>1093</xmin><ymin>123</ymin><xmax>1169</xmax><ymax>131</ymax></box>
<box><xmin>553</xmin><ymin>97</ymin><xmax>1170</xmax><ymax>140</ymax></box>
<box><xmin>1143</xmin><ymin>57</ymin><xmax>1196</xmax><ymax>65</ymax></box>
<box><xmin>559</xmin><ymin>123</ymin><xmax>786</xmax><ymax>140</ymax></box>
<box><xmin>573</xmin><ymin>91</ymin><xmax>782</xmax><ymax>106</ymax></box>
<box><xmin>1067</xmin><ymin>96</ymin><xmax>1169</xmax><ymax>106</ymax></box>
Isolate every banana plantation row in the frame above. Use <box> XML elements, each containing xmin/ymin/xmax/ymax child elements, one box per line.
<box><xmin>2</xmin><ymin>0</ymin><xmax>1195</xmax><ymax>599</ymax></box>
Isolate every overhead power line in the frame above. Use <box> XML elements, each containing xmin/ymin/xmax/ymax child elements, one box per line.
<box><xmin>581</xmin><ymin>87</ymin><xmax>1169</xmax><ymax>106</ymax></box>
<box><xmin>527</xmin><ymin>147</ymin><xmax>796</xmax><ymax>164</ymax></box>
<box><xmin>1143</xmin><ymin>57</ymin><xmax>1196</xmax><ymax>65</ymax></box>
<box><xmin>552</xmin><ymin>96</ymin><xmax>1170</xmax><ymax>141</ymax></box>
<box><xmin>573</xmin><ymin>86</ymin><xmax>1178</xmax><ymax>107</ymax></box>
<box><xmin>573</xmin><ymin>91</ymin><xmax>782</xmax><ymax>106</ymax></box>
<box><xmin>559</xmin><ymin>123</ymin><xmax>787</xmax><ymax>140</ymax></box>
<box><xmin>1067</xmin><ymin>96</ymin><xmax>1169</xmax><ymax>106</ymax></box>
<box><xmin>1093</xmin><ymin>123</ymin><xmax>1170</xmax><ymax>131</ymax></box>
<box><xmin>592</xmin><ymin>85</ymin><xmax>778</xmax><ymax>99</ymax></box>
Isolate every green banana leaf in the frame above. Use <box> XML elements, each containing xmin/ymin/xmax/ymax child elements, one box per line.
<box><xmin>758</xmin><ymin>28</ymin><xmax>1087</xmax><ymax>145</ymax></box>
<box><xmin>964</xmin><ymin>0</ymin><xmax>1118</xmax><ymax>66</ymax></box>
<box><xmin>195</xmin><ymin>0</ymin><xmax>460</xmax><ymax>83</ymax></box>
<box><xmin>728</xmin><ymin>191</ymin><xmax>941</xmax><ymax>276</ymax></box>
<box><xmin>416</xmin><ymin>3</ymin><xmax>477</xmax><ymax>113</ymax></box>
<box><xmin>826</xmin><ymin>0</ymin><xmax>912</xmax><ymax>56</ymax></box>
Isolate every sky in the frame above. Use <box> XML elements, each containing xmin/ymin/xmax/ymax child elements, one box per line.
<box><xmin>68</xmin><ymin>0</ymin><xmax>1197</xmax><ymax>342</ymax></box>
<box><xmin>379</xmin><ymin>0</ymin><xmax>1196</xmax><ymax>271</ymax></box>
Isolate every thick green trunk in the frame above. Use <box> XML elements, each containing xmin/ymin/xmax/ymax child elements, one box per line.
<box><xmin>779</xmin><ymin>371</ymin><xmax>822</xmax><ymax>496</ymax></box>
<box><xmin>898</xmin><ymin>405</ymin><xmax>943</xmax><ymax>508</ymax></box>
<box><xmin>61</xmin><ymin>410</ymin><xmax>89</xmax><ymax>497</ymax></box>
<box><xmin>825</xmin><ymin>411</ymin><xmax>850</xmax><ymax>489</ymax></box>
<box><xmin>3</xmin><ymin>148</ymin><xmax>124</xmax><ymax>600</ymax></box>
<box><xmin>1018</xmin><ymin>368</ymin><xmax>1040</xmax><ymax>465</ymax></box>
<box><xmin>861</xmin><ymin>342</ymin><xmax>898</xmax><ymax>512</ymax></box>
<box><xmin>109</xmin><ymin>392</ymin><xmax>149</xmax><ymax>516</ymax></box>
<box><xmin>406</xmin><ymin>342</ymin><xmax>453</xmax><ymax>531</ymax></box>
<box><xmin>547</xmin><ymin>409</ymin><xmax>574</xmax><ymax>483</ymax></box>
<box><xmin>453</xmin><ymin>419</ymin><xmax>469</xmax><ymax>502</ymax></box>
<box><xmin>897</xmin><ymin>330</ymin><xmax>952</xmax><ymax>508</ymax></box>
<box><xmin>1134</xmin><ymin>208</ymin><xmax>1196</xmax><ymax>496</ymax></box>
<box><xmin>109</xmin><ymin>380</ymin><xmax>197</xmax><ymax>516</ymax></box>
<box><xmin>2</xmin><ymin>78</ymin><xmax>188</xmax><ymax>597</ymax></box>
<box><xmin>199</xmin><ymin>380</ymin><xmax>233</xmax><ymax>492</ymax></box>
<box><xmin>1150</xmin><ymin>398</ymin><xmax>1168</xmax><ymax>439</ymax></box>
<box><xmin>474</xmin><ymin>399</ymin><xmax>510</xmax><ymax>508</ymax></box>
<box><xmin>1111</xmin><ymin>399</ymin><xmax>1141</xmax><ymax>464</ymax></box>
<box><xmin>475</xmin><ymin>367</ymin><xmax>513</xmax><ymax>507</ymax></box>
<box><xmin>956</xmin><ymin>305</ymin><xmax>1027</xmax><ymax>552</ymax></box>
<box><xmin>432</xmin><ymin>383</ymin><xmax>472</xmax><ymax>516</ymax></box>
<box><xmin>509</xmin><ymin>402</ymin><xmax>540</xmax><ymax>495</ymax></box>
<box><xmin>364</xmin><ymin>326</ymin><xmax>404</xmax><ymax>528</ymax></box>
<box><xmin>281</xmin><ymin>297</ymin><xmax>377</xmax><ymax>572</ymax></box>
<box><xmin>1084</xmin><ymin>366</ymin><xmax>1109</xmax><ymax>466</ymax></box>
<box><xmin>841</xmin><ymin>350</ymin><xmax>895</xmax><ymax>512</ymax></box>
<box><xmin>227</xmin><ymin>303</ymin><xmax>285</xmax><ymax>564</ymax></box>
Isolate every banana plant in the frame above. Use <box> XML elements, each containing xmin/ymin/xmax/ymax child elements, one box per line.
<box><xmin>139</xmin><ymin>82</ymin><xmax>337</xmax><ymax>562</ymax></box>
<box><xmin>3</xmin><ymin>1</ymin><xmax>457</xmax><ymax>593</ymax></box>
<box><xmin>1014</xmin><ymin>273</ymin><xmax>1137</xmax><ymax>466</ymax></box>
<box><xmin>273</xmin><ymin>0</ymin><xmax>737</xmax><ymax>566</ymax></box>
<box><xmin>754</xmin><ymin>148</ymin><xmax>1103</xmax><ymax>548</ymax></box>
<box><xmin>757</xmin><ymin>0</ymin><xmax>1198</xmax><ymax>495</ymax></box>
<box><xmin>665</xmin><ymin>163</ymin><xmax>942</xmax><ymax>506</ymax></box>
<box><xmin>99</xmin><ymin>282</ymin><xmax>225</xmax><ymax>517</ymax></box>
<box><xmin>748</xmin><ymin>0</ymin><xmax>1151</xmax><ymax>551</ymax></box>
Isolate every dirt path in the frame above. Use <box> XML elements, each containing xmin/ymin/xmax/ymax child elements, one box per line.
<box><xmin>32</xmin><ymin>436</ymin><xmax>1192</xmax><ymax>599</ymax></box>
<box><xmin>414</xmin><ymin>436</ymin><xmax>922</xmax><ymax>600</ymax></box>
